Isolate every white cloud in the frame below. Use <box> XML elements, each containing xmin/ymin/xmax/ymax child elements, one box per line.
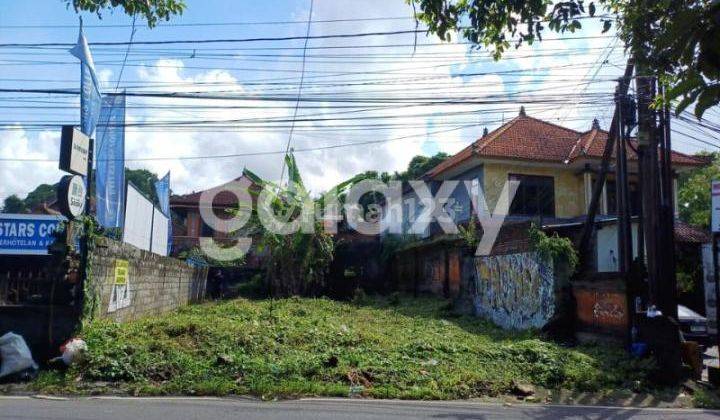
<box><xmin>1</xmin><ymin>0</ymin><xmax>637</xmax><ymax>205</ymax></box>
<box><xmin>0</xmin><ymin>127</ymin><xmax>62</xmax><ymax>204</ymax></box>
<box><xmin>114</xmin><ymin>0</ymin><xmax>511</xmax><ymax>197</ymax></box>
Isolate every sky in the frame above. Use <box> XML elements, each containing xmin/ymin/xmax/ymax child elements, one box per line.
<box><xmin>1</xmin><ymin>0</ymin><xmax>718</xmax><ymax>203</ymax></box>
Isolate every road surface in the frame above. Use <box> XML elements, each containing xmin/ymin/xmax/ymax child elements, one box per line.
<box><xmin>0</xmin><ymin>396</ymin><xmax>717</xmax><ymax>419</ymax></box>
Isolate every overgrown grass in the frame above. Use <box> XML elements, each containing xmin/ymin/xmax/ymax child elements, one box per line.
<box><xmin>37</xmin><ymin>296</ymin><xmax>657</xmax><ymax>399</ymax></box>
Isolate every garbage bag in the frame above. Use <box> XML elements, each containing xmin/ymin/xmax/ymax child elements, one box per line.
<box><xmin>0</xmin><ymin>332</ymin><xmax>38</xmax><ymax>378</ymax></box>
<box><xmin>60</xmin><ymin>338</ymin><xmax>87</xmax><ymax>365</ymax></box>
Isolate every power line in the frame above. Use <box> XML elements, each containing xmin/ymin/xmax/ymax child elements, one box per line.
<box><xmin>0</xmin><ymin>16</ymin><xmax>416</xmax><ymax>29</ymax></box>
<box><xmin>280</xmin><ymin>0</ymin><xmax>314</xmax><ymax>183</ymax></box>
<box><xmin>115</xmin><ymin>15</ymin><xmax>138</xmax><ymax>91</ymax></box>
<box><xmin>0</xmin><ymin>33</ymin><xmax>614</xmax><ymax>48</ymax></box>
<box><xmin>0</xmin><ymin>14</ymin><xmax>612</xmax><ymax>29</ymax></box>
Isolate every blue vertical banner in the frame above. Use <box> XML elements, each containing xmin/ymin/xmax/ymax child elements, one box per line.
<box><xmin>155</xmin><ymin>172</ymin><xmax>172</xmax><ymax>254</ymax></box>
<box><xmin>95</xmin><ymin>95</ymin><xmax>126</xmax><ymax>229</ymax></box>
<box><xmin>69</xmin><ymin>24</ymin><xmax>102</xmax><ymax>137</ymax></box>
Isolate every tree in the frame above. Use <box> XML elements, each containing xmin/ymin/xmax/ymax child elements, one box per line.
<box><xmin>2</xmin><ymin>195</ymin><xmax>27</xmax><ymax>213</ymax></box>
<box><xmin>677</xmin><ymin>151</ymin><xmax>720</xmax><ymax>228</ymax></box>
<box><xmin>65</xmin><ymin>0</ymin><xmax>185</xmax><ymax>27</ymax></box>
<box><xmin>394</xmin><ymin>152</ymin><xmax>449</xmax><ymax>181</ymax></box>
<box><xmin>242</xmin><ymin>154</ymin><xmax>364</xmax><ymax>297</ymax></box>
<box><xmin>24</xmin><ymin>184</ymin><xmax>58</xmax><ymax>210</ymax></box>
<box><xmin>409</xmin><ymin>0</ymin><xmax>720</xmax><ymax>118</ymax></box>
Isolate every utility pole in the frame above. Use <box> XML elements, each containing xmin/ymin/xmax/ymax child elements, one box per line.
<box><xmin>577</xmin><ymin>61</ymin><xmax>635</xmax><ymax>268</ymax></box>
<box><xmin>616</xmin><ymin>96</ymin><xmax>633</xmax><ymax>275</ymax></box>
<box><xmin>659</xmin><ymin>88</ymin><xmax>678</xmax><ymax>320</ymax></box>
<box><xmin>634</xmin><ymin>51</ymin><xmax>682</xmax><ymax>385</ymax></box>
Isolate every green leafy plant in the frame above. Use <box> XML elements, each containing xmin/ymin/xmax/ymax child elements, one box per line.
<box><xmin>677</xmin><ymin>151</ymin><xmax>720</xmax><ymax>228</ymax></box>
<box><xmin>66</xmin><ymin>0</ymin><xmax>185</xmax><ymax>27</ymax></box>
<box><xmin>177</xmin><ymin>246</ymin><xmax>245</xmax><ymax>268</ymax></box>
<box><xmin>241</xmin><ymin>153</ymin><xmax>361</xmax><ymax>297</ymax></box>
<box><xmin>528</xmin><ymin>223</ymin><xmax>578</xmax><ymax>273</ymax></box>
<box><xmin>77</xmin><ymin>215</ymin><xmax>103</xmax><ymax>324</ymax></box>
<box><xmin>410</xmin><ymin>0</ymin><xmax>720</xmax><ymax>119</ymax></box>
<box><xmin>379</xmin><ymin>234</ymin><xmax>417</xmax><ymax>263</ymax></box>
<box><xmin>457</xmin><ymin>216</ymin><xmax>479</xmax><ymax>249</ymax></box>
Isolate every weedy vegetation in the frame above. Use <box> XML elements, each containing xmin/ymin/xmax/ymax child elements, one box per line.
<box><xmin>33</xmin><ymin>295</ymin><xmax>657</xmax><ymax>399</ymax></box>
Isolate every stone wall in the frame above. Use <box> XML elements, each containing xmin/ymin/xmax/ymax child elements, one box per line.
<box><xmin>88</xmin><ymin>237</ymin><xmax>208</xmax><ymax>323</ymax></box>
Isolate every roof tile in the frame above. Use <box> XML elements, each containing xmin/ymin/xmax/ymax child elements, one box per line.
<box><xmin>427</xmin><ymin>115</ymin><xmax>707</xmax><ymax>177</ymax></box>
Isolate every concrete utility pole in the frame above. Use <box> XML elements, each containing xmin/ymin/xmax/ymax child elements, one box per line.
<box><xmin>578</xmin><ymin>0</ymin><xmax>683</xmax><ymax>382</ymax></box>
<box><xmin>633</xmin><ymin>20</ymin><xmax>682</xmax><ymax>383</ymax></box>
<box><xmin>577</xmin><ymin>61</ymin><xmax>634</xmax><ymax>267</ymax></box>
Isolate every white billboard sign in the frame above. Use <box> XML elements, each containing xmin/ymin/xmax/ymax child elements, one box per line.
<box><xmin>59</xmin><ymin>126</ymin><xmax>90</xmax><ymax>176</ymax></box>
<box><xmin>151</xmin><ymin>208</ymin><xmax>169</xmax><ymax>257</ymax></box>
<box><xmin>122</xmin><ymin>184</ymin><xmax>153</xmax><ymax>252</ymax></box>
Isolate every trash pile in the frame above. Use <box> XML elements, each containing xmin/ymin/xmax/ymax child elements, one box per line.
<box><xmin>0</xmin><ymin>332</ymin><xmax>38</xmax><ymax>382</ymax></box>
<box><xmin>0</xmin><ymin>332</ymin><xmax>87</xmax><ymax>383</ymax></box>
<box><xmin>51</xmin><ymin>338</ymin><xmax>88</xmax><ymax>366</ymax></box>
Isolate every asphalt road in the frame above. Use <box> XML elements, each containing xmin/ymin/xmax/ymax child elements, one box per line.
<box><xmin>0</xmin><ymin>397</ymin><xmax>718</xmax><ymax>420</ymax></box>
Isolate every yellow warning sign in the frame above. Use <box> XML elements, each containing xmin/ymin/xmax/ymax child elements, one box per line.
<box><xmin>114</xmin><ymin>259</ymin><xmax>129</xmax><ymax>285</ymax></box>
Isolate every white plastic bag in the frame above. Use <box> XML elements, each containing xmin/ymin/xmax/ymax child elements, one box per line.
<box><xmin>60</xmin><ymin>338</ymin><xmax>87</xmax><ymax>365</ymax></box>
<box><xmin>0</xmin><ymin>332</ymin><xmax>38</xmax><ymax>378</ymax></box>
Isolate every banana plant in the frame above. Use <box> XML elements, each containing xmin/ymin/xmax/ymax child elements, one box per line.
<box><xmin>241</xmin><ymin>153</ymin><xmax>365</xmax><ymax>297</ymax></box>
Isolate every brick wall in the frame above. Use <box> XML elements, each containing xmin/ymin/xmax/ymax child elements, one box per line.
<box><xmin>392</xmin><ymin>241</ymin><xmax>463</xmax><ymax>298</ymax></box>
<box><xmin>88</xmin><ymin>237</ymin><xmax>208</xmax><ymax>323</ymax></box>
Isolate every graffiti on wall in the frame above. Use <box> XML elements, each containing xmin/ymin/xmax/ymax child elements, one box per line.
<box><xmin>473</xmin><ymin>252</ymin><xmax>554</xmax><ymax>330</ymax></box>
<box><xmin>574</xmin><ymin>288</ymin><xmax>627</xmax><ymax>333</ymax></box>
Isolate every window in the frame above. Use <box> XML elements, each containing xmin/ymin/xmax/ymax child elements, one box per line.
<box><xmin>508</xmin><ymin>174</ymin><xmax>555</xmax><ymax>217</ymax></box>
<box><xmin>604</xmin><ymin>180</ymin><xmax>640</xmax><ymax>216</ymax></box>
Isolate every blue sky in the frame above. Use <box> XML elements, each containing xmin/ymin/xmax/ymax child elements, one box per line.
<box><xmin>0</xmin><ymin>0</ymin><xmax>717</xmax><ymax>203</ymax></box>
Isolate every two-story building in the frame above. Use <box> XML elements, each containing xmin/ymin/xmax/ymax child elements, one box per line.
<box><xmin>386</xmin><ymin>108</ymin><xmax>709</xmax><ymax>332</ymax></box>
<box><xmin>423</xmin><ymin>108</ymin><xmax>703</xmax><ymax>226</ymax></box>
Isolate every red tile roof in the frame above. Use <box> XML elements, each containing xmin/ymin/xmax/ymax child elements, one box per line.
<box><xmin>570</xmin><ymin>128</ymin><xmax>707</xmax><ymax>166</ymax></box>
<box><xmin>427</xmin><ymin>115</ymin><xmax>707</xmax><ymax>177</ymax></box>
<box><xmin>171</xmin><ymin>174</ymin><xmax>259</xmax><ymax>207</ymax></box>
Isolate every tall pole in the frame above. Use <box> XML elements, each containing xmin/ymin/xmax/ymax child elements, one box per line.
<box><xmin>634</xmin><ymin>27</ymin><xmax>682</xmax><ymax>381</ymax></box>
<box><xmin>616</xmin><ymin>97</ymin><xmax>633</xmax><ymax>274</ymax></box>
<box><xmin>636</xmin><ymin>71</ymin><xmax>659</xmax><ymax>306</ymax></box>
<box><xmin>577</xmin><ymin>61</ymin><xmax>635</xmax><ymax>271</ymax></box>
<box><xmin>714</xmin><ymin>233</ymin><xmax>720</xmax><ymax>350</ymax></box>
<box><xmin>660</xmin><ymin>89</ymin><xmax>678</xmax><ymax>319</ymax></box>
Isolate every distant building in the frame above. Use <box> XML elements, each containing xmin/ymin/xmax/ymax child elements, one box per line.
<box><xmin>170</xmin><ymin>171</ymin><xmax>262</xmax><ymax>266</ymax></box>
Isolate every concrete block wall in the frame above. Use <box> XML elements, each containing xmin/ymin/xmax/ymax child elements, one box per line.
<box><xmin>88</xmin><ymin>237</ymin><xmax>208</xmax><ymax>323</ymax></box>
